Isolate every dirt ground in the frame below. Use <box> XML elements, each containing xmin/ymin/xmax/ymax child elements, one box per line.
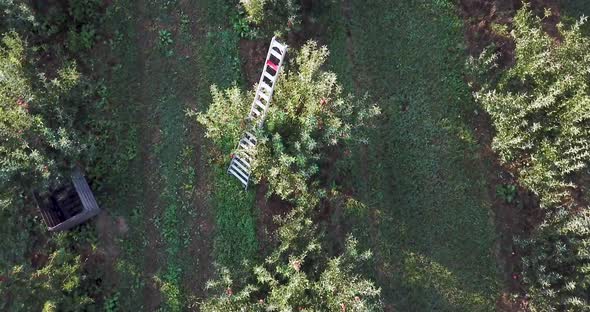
<box><xmin>92</xmin><ymin>0</ymin><xmax>217</xmax><ymax>309</ymax></box>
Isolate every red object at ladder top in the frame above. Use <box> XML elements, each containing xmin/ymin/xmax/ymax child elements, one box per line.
<box><xmin>266</xmin><ymin>60</ymin><xmax>278</xmax><ymax>71</ymax></box>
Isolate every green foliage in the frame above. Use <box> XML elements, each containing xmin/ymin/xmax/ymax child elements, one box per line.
<box><xmin>66</xmin><ymin>0</ymin><xmax>102</xmax><ymax>53</ymax></box>
<box><xmin>0</xmin><ymin>32</ymin><xmax>86</xmax><ymax>190</ymax></box>
<box><xmin>211</xmin><ymin>167</ymin><xmax>258</xmax><ymax>272</ymax></box>
<box><xmin>240</xmin><ymin>0</ymin><xmax>265</xmax><ymax>25</ymax></box>
<box><xmin>516</xmin><ymin>208</ymin><xmax>590</xmax><ymax>311</ymax></box>
<box><xmin>196</xmin><ymin>42</ymin><xmax>381</xmax><ymax>310</ymax></box>
<box><xmin>237</xmin><ymin>0</ymin><xmax>302</xmax><ymax>36</ymax></box>
<box><xmin>471</xmin><ymin>6</ymin><xmax>590</xmax><ymax>208</ymax></box>
<box><xmin>195</xmin><ymin>41</ymin><xmax>379</xmax><ymax>205</ymax></box>
<box><xmin>158</xmin><ymin>29</ymin><xmax>174</xmax><ymax>56</ymax></box>
<box><xmin>0</xmin><ymin>2</ymin><xmax>103</xmax><ymax>311</ymax></box>
<box><xmin>472</xmin><ymin>5</ymin><xmax>590</xmax><ymax>311</ymax></box>
<box><xmin>67</xmin><ymin>24</ymin><xmax>96</xmax><ymax>52</ymax></box>
<box><xmin>0</xmin><ymin>1</ymin><xmax>36</xmax><ymax>31</ymax></box>
<box><xmin>561</xmin><ymin>1</ymin><xmax>590</xmax><ymax>36</ymax></box>
<box><xmin>496</xmin><ymin>184</ymin><xmax>517</xmax><ymax>204</ymax></box>
<box><xmin>190</xmin><ymin>85</ymin><xmax>250</xmax><ymax>154</ymax></box>
<box><xmin>20</xmin><ymin>0</ymin><xmax>102</xmax><ymax>53</ymax></box>
<box><xmin>104</xmin><ymin>292</ymin><xmax>119</xmax><ymax>312</ymax></box>
<box><xmin>231</xmin><ymin>8</ymin><xmax>258</xmax><ymax>39</ymax></box>
<box><xmin>0</xmin><ymin>229</ymin><xmax>100</xmax><ymax>311</ymax></box>
<box><xmin>202</xmin><ymin>208</ymin><xmax>382</xmax><ymax>311</ymax></box>
<box><xmin>68</xmin><ymin>0</ymin><xmax>101</xmax><ymax>24</ymax></box>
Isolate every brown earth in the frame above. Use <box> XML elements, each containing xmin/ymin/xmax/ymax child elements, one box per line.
<box><xmin>177</xmin><ymin>0</ymin><xmax>216</xmax><ymax>304</ymax></box>
<box><xmin>93</xmin><ymin>0</ymin><xmax>221</xmax><ymax>306</ymax></box>
<box><xmin>239</xmin><ymin>39</ymin><xmax>270</xmax><ymax>86</ymax></box>
<box><xmin>94</xmin><ymin>213</ymin><xmax>127</xmax><ymax>286</ymax></box>
<box><xmin>135</xmin><ymin>3</ymin><xmax>165</xmax><ymax>308</ymax></box>
<box><xmin>254</xmin><ymin>183</ymin><xmax>293</xmax><ymax>255</ymax></box>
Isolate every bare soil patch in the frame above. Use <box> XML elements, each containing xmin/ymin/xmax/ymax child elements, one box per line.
<box><xmin>94</xmin><ymin>213</ymin><xmax>127</xmax><ymax>290</ymax></box>
<box><xmin>255</xmin><ymin>183</ymin><xmax>292</xmax><ymax>255</ymax></box>
<box><xmin>175</xmin><ymin>0</ymin><xmax>217</xmax><ymax>302</ymax></box>
<box><xmin>471</xmin><ymin>112</ymin><xmax>543</xmax><ymax>312</ymax></box>
<box><xmin>134</xmin><ymin>1</ymin><xmax>165</xmax><ymax>309</ymax></box>
<box><xmin>239</xmin><ymin>39</ymin><xmax>269</xmax><ymax>86</ymax></box>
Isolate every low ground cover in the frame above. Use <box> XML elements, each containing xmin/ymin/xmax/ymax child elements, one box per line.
<box><xmin>323</xmin><ymin>0</ymin><xmax>500</xmax><ymax>310</ymax></box>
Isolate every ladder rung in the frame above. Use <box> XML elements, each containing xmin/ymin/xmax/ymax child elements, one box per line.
<box><xmin>233</xmin><ymin>157</ymin><xmax>251</xmax><ymax>172</ymax></box>
<box><xmin>236</xmin><ymin>155</ymin><xmax>251</xmax><ymax>168</ymax></box>
<box><xmin>244</xmin><ymin>132</ymin><xmax>257</xmax><ymax>143</ymax></box>
<box><xmin>271</xmin><ymin>49</ymin><xmax>282</xmax><ymax>60</ymax></box>
<box><xmin>240</xmin><ymin>136</ymin><xmax>255</xmax><ymax>147</ymax></box>
<box><xmin>265</xmin><ymin>66</ymin><xmax>277</xmax><ymax>77</ymax></box>
<box><xmin>255</xmin><ymin>100</ymin><xmax>266</xmax><ymax>110</ymax></box>
<box><xmin>229</xmin><ymin>167</ymin><xmax>249</xmax><ymax>186</ymax></box>
<box><xmin>230</xmin><ymin>161</ymin><xmax>248</xmax><ymax>177</ymax></box>
<box><xmin>259</xmin><ymin>82</ymin><xmax>272</xmax><ymax>94</ymax></box>
<box><xmin>242</xmin><ymin>138</ymin><xmax>256</xmax><ymax>148</ymax></box>
<box><xmin>264</xmin><ymin>72</ymin><xmax>275</xmax><ymax>82</ymax></box>
<box><xmin>266</xmin><ymin>60</ymin><xmax>279</xmax><ymax>71</ymax></box>
<box><xmin>258</xmin><ymin>92</ymin><xmax>269</xmax><ymax>102</ymax></box>
<box><xmin>241</xmin><ymin>138</ymin><xmax>255</xmax><ymax>148</ymax></box>
<box><xmin>271</xmin><ymin>39</ymin><xmax>286</xmax><ymax>53</ymax></box>
<box><xmin>251</xmin><ymin>107</ymin><xmax>261</xmax><ymax>117</ymax></box>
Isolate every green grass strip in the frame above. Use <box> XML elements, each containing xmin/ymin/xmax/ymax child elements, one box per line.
<box><xmin>326</xmin><ymin>0</ymin><xmax>500</xmax><ymax>310</ymax></box>
<box><xmin>198</xmin><ymin>0</ymin><xmax>259</xmax><ymax>278</ymax></box>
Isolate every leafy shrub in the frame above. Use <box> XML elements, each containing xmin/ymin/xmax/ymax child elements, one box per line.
<box><xmin>240</xmin><ymin>0</ymin><xmax>265</xmax><ymax>25</ymax></box>
<box><xmin>194</xmin><ymin>41</ymin><xmax>379</xmax><ymax>205</ymax></box>
<box><xmin>202</xmin><ymin>208</ymin><xmax>382</xmax><ymax>311</ymax></box>
<box><xmin>0</xmin><ymin>229</ymin><xmax>99</xmax><ymax>311</ymax></box>
<box><xmin>516</xmin><ymin>208</ymin><xmax>590</xmax><ymax>311</ymax></box>
<box><xmin>496</xmin><ymin>184</ymin><xmax>517</xmax><ymax>204</ymax></box>
<box><xmin>67</xmin><ymin>24</ymin><xmax>96</xmax><ymax>52</ymax></box>
<box><xmin>68</xmin><ymin>0</ymin><xmax>101</xmax><ymax>24</ymax></box>
<box><xmin>0</xmin><ymin>1</ymin><xmax>37</xmax><ymax>31</ymax></box>
<box><xmin>158</xmin><ymin>29</ymin><xmax>174</xmax><ymax>56</ymax></box>
<box><xmin>65</xmin><ymin>0</ymin><xmax>102</xmax><ymax>53</ymax></box>
<box><xmin>195</xmin><ymin>41</ymin><xmax>382</xmax><ymax>310</ymax></box>
<box><xmin>236</xmin><ymin>0</ymin><xmax>302</xmax><ymax>36</ymax></box>
<box><xmin>0</xmin><ymin>32</ymin><xmax>85</xmax><ymax>190</ymax></box>
<box><xmin>470</xmin><ymin>6</ymin><xmax>590</xmax><ymax>208</ymax></box>
<box><xmin>471</xmin><ymin>6</ymin><xmax>590</xmax><ymax>311</ymax></box>
<box><xmin>231</xmin><ymin>9</ymin><xmax>258</xmax><ymax>39</ymax></box>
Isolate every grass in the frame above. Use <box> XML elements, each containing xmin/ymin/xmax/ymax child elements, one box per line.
<box><xmin>98</xmin><ymin>0</ymin><xmax>501</xmax><ymax>309</ymax></box>
<box><xmin>210</xmin><ymin>168</ymin><xmax>258</xmax><ymax>271</ymax></box>
<box><xmin>324</xmin><ymin>0</ymin><xmax>500</xmax><ymax>310</ymax></box>
<box><xmin>194</xmin><ymin>0</ymin><xmax>259</xmax><ymax>277</ymax></box>
<box><xmin>94</xmin><ymin>0</ymin><xmax>258</xmax><ymax>309</ymax></box>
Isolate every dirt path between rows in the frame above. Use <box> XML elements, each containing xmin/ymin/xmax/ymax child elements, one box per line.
<box><xmin>177</xmin><ymin>0</ymin><xmax>216</xmax><ymax>304</ymax></box>
<box><xmin>134</xmin><ymin>1</ymin><xmax>165</xmax><ymax>308</ymax></box>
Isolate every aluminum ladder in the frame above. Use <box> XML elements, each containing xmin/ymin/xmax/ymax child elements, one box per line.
<box><xmin>228</xmin><ymin>36</ymin><xmax>288</xmax><ymax>189</ymax></box>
